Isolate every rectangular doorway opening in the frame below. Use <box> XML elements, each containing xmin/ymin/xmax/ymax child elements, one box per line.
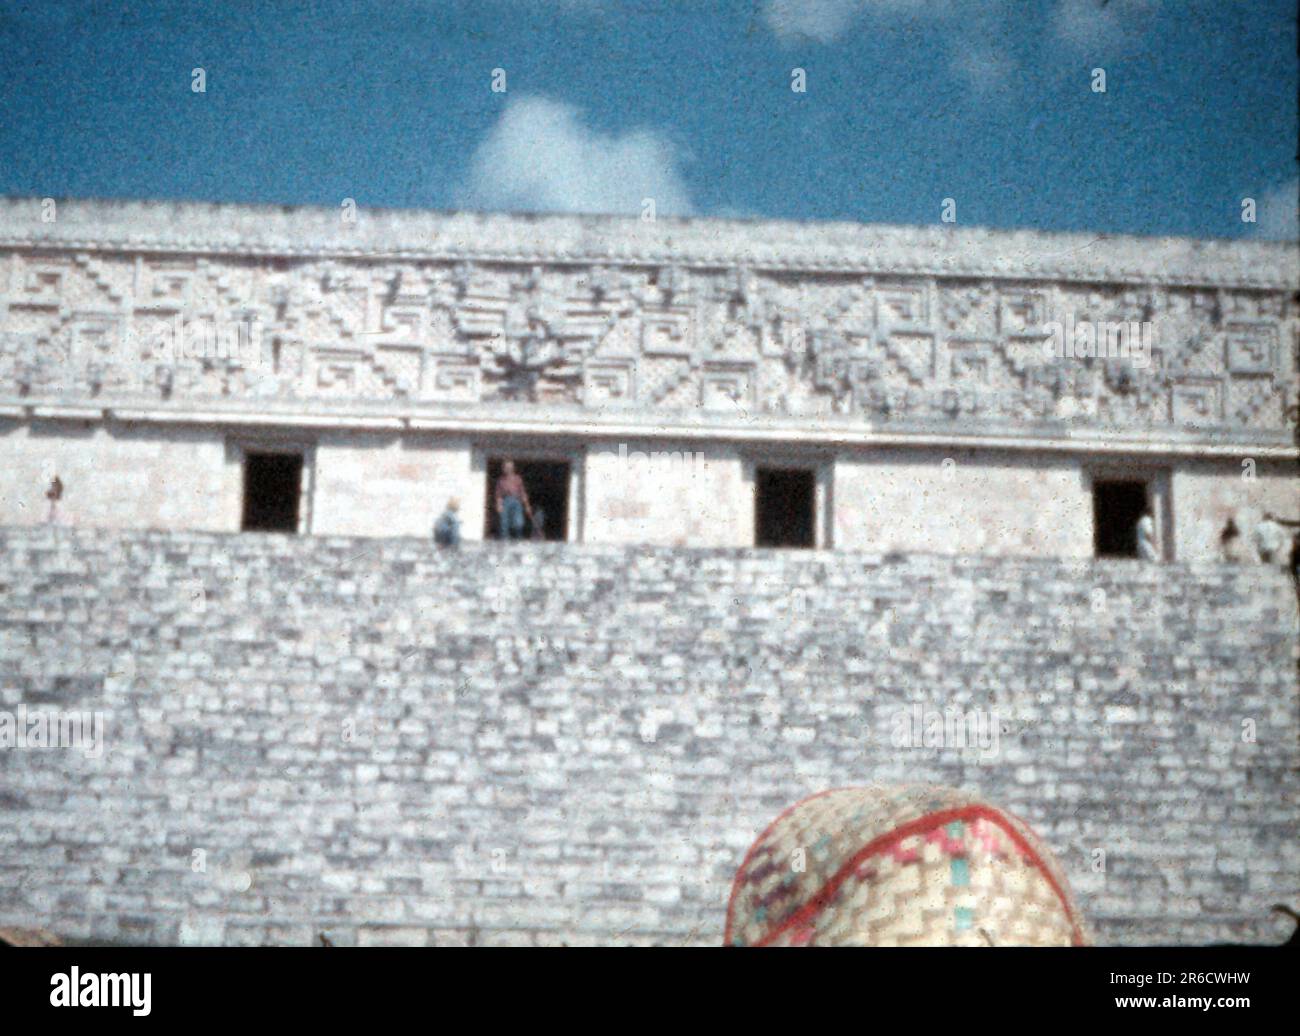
<box><xmin>1092</xmin><ymin>479</ymin><xmax>1147</xmax><ymax>558</ymax></box>
<box><xmin>484</xmin><ymin>457</ymin><xmax>571</xmax><ymax>541</ymax></box>
<box><xmin>755</xmin><ymin>467</ymin><xmax>816</xmax><ymax>548</ymax></box>
<box><xmin>242</xmin><ymin>451</ymin><xmax>304</xmax><ymax>533</ymax></box>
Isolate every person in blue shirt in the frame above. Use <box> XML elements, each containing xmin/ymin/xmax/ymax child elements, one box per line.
<box><xmin>433</xmin><ymin>498</ymin><xmax>461</xmax><ymax>547</ymax></box>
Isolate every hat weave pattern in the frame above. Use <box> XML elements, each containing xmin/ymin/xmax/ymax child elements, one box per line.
<box><xmin>725</xmin><ymin>785</ymin><xmax>1090</xmax><ymax>947</ymax></box>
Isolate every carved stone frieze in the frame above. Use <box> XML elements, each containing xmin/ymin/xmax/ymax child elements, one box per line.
<box><xmin>1</xmin><ymin>201</ymin><xmax>1296</xmax><ymax>443</ymax></box>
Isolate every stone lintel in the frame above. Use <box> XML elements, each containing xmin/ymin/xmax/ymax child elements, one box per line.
<box><xmin>3</xmin><ymin>397</ymin><xmax>1294</xmax><ymax>460</ymax></box>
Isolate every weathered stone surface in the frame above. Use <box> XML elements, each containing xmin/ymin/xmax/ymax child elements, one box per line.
<box><xmin>1</xmin><ymin>199</ymin><xmax>1296</xmax><ymax>558</ymax></box>
<box><xmin>0</xmin><ymin>527</ymin><xmax>1295</xmax><ymax>946</ymax></box>
<box><xmin>1</xmin><ymin>198</ymin><xmax>1296</xmax><ymax>446</ymax></box>
<box><xmin>0</xmin><ymin>926</ymin><xmax>63</xmax><ymax>946</ymax></box>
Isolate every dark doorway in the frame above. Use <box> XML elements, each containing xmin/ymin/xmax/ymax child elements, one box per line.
<box><xmin>241</xmin><ymin>451</ymin><xmax>303</xmax><ymax>533</ymax></box>
<box><xmin>1093</xmin><ymin>479</ymin><xmax>1147</xmax><ymax>558</ymax></box>
<box><xmin>755</xmin><ymin>467</ymin><xmax>816</xmax><ymax>548</ymax></box>
<box><xmin>484</xmin><ymin>457</ymin><xmax>571</xmax><ymax>541</ymax></box>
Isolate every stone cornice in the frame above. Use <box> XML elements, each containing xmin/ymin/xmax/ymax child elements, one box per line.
<box><xmin>4</xmin><ymin>396</ymin><xmax>1295</xmax><ymax>460</ymax></box>
<box><xmin>2</xmin><ymin>195</ymin><xmax>1296</xmax><ymax>290</ymax></box>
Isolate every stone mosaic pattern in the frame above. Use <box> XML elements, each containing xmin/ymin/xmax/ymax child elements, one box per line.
<box><xmin>1</xmin><ymin>201</ymin><xmax>1296</xmax><ymax>441</ymax></box>
<box><xmin>0</xmin><ymin>527</ymin><xmax>1295</xmax><ymax>946</ymax></box>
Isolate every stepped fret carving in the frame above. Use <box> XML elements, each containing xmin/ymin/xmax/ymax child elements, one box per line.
<box><xmin>0</xmin><ymin>250</ymin><xmax>1294</xmax><ymax>437</ymax></box>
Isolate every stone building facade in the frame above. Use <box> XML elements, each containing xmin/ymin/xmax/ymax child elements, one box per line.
<box><xmin>1</xmin><ymin>198</ymin><xmax>1299</xmax><ymax>946</ymax></box>
<box><xmin>1</xmin><ymin>197</ymin><xmax>1296</xmax><ymax>557</ymax></box>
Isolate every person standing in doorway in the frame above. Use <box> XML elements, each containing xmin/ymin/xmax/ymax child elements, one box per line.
<box><xmin>1136</xmin><ymin>510</ymin><xmax>1158</xmax><ymax>561</ymax></box>
<box><xmin>495</xmin><ymin>459</ymin><xmax>532</xmax><ymax>541</ymax></box>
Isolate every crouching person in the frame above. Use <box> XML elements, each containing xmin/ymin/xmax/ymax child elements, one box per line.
<box><xmin>434</xmin><ymin>498</ymin><xmax>461</xmax><ymax>548</ymax></box>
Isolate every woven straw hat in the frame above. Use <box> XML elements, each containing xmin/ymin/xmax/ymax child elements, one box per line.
<box><xmin>725</xmin><ymin>785</ymin><xmax>1091</xmax><ymax>947</ymax></box>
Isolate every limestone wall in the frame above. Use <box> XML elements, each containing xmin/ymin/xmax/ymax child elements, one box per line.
<box><xmin>833</xmin><ymin>448</ymin><xmax>1094</xmax><ymax>557</ymax></box>
<box><xmin>4</xmin><ymin>422</ymin><xmax>1294</xmax><ymax>559</ymax></box>
<box><xmin>584</xmin><ymin>441</ymin><xmax>752</xmax><ymax>547</ymax></box>
<box><xmin>311</xmin><ymin>432</ymin><xmax>474</xmax><ymax>540</ymax></box>
<box><xmin>1172</xmin><ymin>458</ymin><xmax>1300</xmax><ymax>562</ymax></box>
<box><xmin>0</xmin><ymin>527</ymin><xmax>1295</xmax><ymax>946</ymax></box>
<box><xmin>0</xmin><ymin>419</ymin><xmax>234</xmax><ymax>531</ymax></box>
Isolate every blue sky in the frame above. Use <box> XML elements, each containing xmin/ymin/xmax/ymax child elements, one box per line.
<box><xmin>0</xmin><ymin>0</ymin><xmax>1295</xmax><ymax>238</ymax></box>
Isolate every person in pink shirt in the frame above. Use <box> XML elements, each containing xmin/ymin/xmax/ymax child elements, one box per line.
<box><xmin>494</xmin><ymin>460</ymin><xmax>532</xmax><ymax>540</ymax></box>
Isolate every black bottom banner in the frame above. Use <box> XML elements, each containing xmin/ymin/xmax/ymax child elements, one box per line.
<box><xmin>0</xmin><ymin>945</ymin><xmax>1290</xmax><ymax>1024</ymax></box>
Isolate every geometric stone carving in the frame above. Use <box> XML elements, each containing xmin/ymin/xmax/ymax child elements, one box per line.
<box><xmin>15</xmin><ymin>265</ymin><xmax>67</xmax><ymax>309</ymax></box>
<box><xmin>1</xmin><ymin>207</ymin><xmax>1296</xmax><ymax>444</ymax></box>
<box><xmin>642</xmin><ymin>307</ymin><xmax>694</xmax><ymax>356</ymax></box>
<box><xmin>429</xmin><ymin>361</ymin><xmax>480</xmax><ymax>403</ymax></box>
<box><xmin>876</xmin><ymin>280</ymin><xmax>928</xmax><ymax>326</ymax></box>
<box><xmin>1225</xmin><ymin>323</ymin><xmax>1277</xmax><ymax>375</ymax></box>
<box><xmin>884</xmin><ymin>332</ymin><xmax>935</xmax><ymax>384</ymax></box>
<box><xmin>1171</xmin><ymin>379</ymin><xmax>1224</xmax><ymax>426</ymax></box>
<box><xmin>310</xmin><ymin>347</ymin><xmax>368</xmax><ymax>396</ymax></box>
<box><xmin>700</xmin><ymin>363</ymin><xmax>755</xmax><ymax>411</ymax></box>
<box><xmin>998</xmin><ymin>286</ymin><xmax>1048</xmax><ymax>336</ymax></box>
<box><xmin>584</xmin><ymin>359</ymin><xmax>636</xmax><ymax>407</ymax></box>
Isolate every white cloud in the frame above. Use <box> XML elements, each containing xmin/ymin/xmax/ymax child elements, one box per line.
<box><xmin>761</xmin><ymin>1</ymin><xmax>1160</xmax><ymax>94</ymax></box>
<box><xmin>1050</xmin><ymin>0</ymin><xmax>1157</xmax><ymax>50</ymax></box>
<box><xmin>761</xmin><ymin>0</ymin><xmax>1010</xmax><ymax>91</ymax></box>
<box><xmin>762</xmin><ymin>0</ymin><xmax>867</xmax><ymax>44</ymax></box>
<box><xmin>949</xmin><ymin>41</ymin><xmax>1015</xmax><ymax>91</ymax></box>
<box><xmin>456</xmin><ymin>95</ymin><xmax>693</xmax><ymax>216</ymax></box>
<box><xmin>1252</xmin><ymin>179</ymin><xmax>1299</xmax><ymax>241</ymax></box>
<box><xmin>761</xmin><ymin>0</ymin><xmax>930</xmax><ymax>44</ymax></box>
<box><xmin>758</xmin><ymin>0</ymin><xmax>1160</xmax><ymax>52</ymax></box>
